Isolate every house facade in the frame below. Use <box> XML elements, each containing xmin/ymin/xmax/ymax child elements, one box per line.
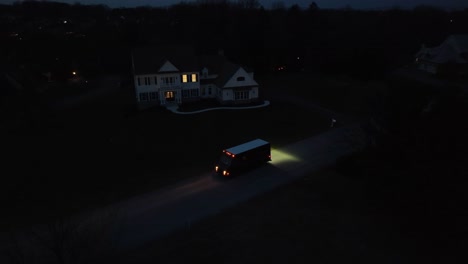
<box><xmin>414</xmin><ymin>34</ymin><xmax>468</xmax><ymax>77</ymax></box>
<box><xmin>132</xmin><ymin>47</ymin><xmax>259</xmax><ymax>109</ymax></box>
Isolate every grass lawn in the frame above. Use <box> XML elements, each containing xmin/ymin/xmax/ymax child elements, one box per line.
<box><xmin>109</xmin><ymin>98</ymin><xmax>328</xmax><ymax>189</ymax></box>
<box><xmin>1</xmin><ymin>84</ymin><xmax>329</xmax><ymax>231</ymax></box>
<box><xmin>113</xmin><ymin>167</ymin><xmax>433</xmax><ymax>264</ymax></box>
<box><xmin>258</xmin><ymin>72</ymin><xmax>388</xmax><ymax>116</ymax></box>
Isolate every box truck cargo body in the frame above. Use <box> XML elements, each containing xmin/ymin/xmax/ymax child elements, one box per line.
<box><xmin>214</xmin><ymin>139</ymin><xmax>271</xmax><ymax>177</ymax></box>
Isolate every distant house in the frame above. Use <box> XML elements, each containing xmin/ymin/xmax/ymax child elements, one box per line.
<box><xmin>414</xmin><ymin>34</ymin><xmax>468</xmax><ymax>77</ymax></box>
<box><xmin>131</xmin><ymin>47</ymin><xmax>259</xmax><ymax>109</ymax></box>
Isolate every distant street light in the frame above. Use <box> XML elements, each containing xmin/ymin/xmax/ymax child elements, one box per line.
<box><xmin>72</xmin><ymin>71</ymin><xmax>76</xmax><ymax>75</ymax></box>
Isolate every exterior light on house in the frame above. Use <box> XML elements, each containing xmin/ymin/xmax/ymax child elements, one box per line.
<box><xmin>64</xmin><ymin>20</ymin><xmax>68</xmax><ymax>24</ymax></box>
<box><xmin>72</xmin><ymin>71</ymin><xmax>76</xmax><ymax>75</ymax></box>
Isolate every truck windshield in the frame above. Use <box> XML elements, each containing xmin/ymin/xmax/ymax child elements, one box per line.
<box><xmin>220</xmin><ymin>154</ymin><xmax>231</xmax><ymax>165</ymax></box>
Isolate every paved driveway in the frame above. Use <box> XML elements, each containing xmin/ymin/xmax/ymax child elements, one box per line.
<box><xmin>106</xmin><ymin>123</ymin><xmax>367</xmax><ymax>252</ymax></box>
<box><xmin>0</xmin><ymin>82</ymin><xmax>370</xmax><ymax>263</ymax></box>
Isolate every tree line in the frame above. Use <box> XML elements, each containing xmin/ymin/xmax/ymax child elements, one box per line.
<box><xmin>1</xmin><ymin>0</ymin><xmax>467</xmax><ymax>79</ymax></box>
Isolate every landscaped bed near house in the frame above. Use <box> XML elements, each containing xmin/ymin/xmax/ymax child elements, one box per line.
<box><xmin>177</xmin><ymin>98</ymin><xmax>267</xmax><ymax>112</ymax></box>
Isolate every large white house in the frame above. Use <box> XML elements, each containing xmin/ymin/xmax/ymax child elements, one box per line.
<box><xmin>131</xmin><ymin>47</ymin><xmax>259</xmax><ymax>109</ymax></box>
<box><xmin>414</xmin><ymin>34</ymin><xmax>468</xmax><ymax>76</ymax></box>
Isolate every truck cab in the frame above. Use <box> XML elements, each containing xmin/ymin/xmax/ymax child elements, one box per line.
<box><xmin>214</xmin><ymin>139</ymin><xmax>271</xmax><ymax>177</ymax></box>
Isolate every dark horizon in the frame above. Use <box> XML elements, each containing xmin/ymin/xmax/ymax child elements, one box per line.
<box><xmin>0</xmin><ymin>0</ymin><xmax>467</xmax><ymax>10</ymax></box>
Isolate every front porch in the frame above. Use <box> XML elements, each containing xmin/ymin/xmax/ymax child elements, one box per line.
<box><xmin>159</xmin><ymin>88</ymin><xmax>181</xmax><ymax>105</ymax></box>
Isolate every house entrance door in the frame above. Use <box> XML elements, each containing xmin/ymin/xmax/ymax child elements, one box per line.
<box><xmin>165</xmin><ymin>91</ymin><xmax>175</xmax><ymax>102</ymax></box>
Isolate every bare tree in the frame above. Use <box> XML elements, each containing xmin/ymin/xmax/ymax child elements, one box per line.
<box><xmin>237</xmin><ymin>0</ymin><xmax>260</xmax><ymax>9</ymax></box>
<box><xmin>271</xmin><ymin>1</ymin><xmax>286</xmax><ymax>11</ymax></box>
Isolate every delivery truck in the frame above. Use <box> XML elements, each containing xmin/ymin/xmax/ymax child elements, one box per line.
<box><xmin>214</xmin><ymin>139</ymin><xmax>271</xmax><ymax>177</ymax></box>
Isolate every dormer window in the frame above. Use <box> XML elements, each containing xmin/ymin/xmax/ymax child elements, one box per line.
<box><xmin>237</xmin><ymin>76</ymin><xmax>245</xmax><ymax>81</ymax></box>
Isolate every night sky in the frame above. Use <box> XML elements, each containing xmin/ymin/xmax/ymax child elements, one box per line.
<box><xmin>0</xmin><ymin>0</ymin><xmax>467</xmax><ymax>10</ymax></box>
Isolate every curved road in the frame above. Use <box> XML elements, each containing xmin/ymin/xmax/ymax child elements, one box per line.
<box><xmin>0</xmin><ymin>87</ymin><xmax>369</xmax><ymax>263</ymax></box>
<box><xmin>107</xmin><ymin>123</ymin><xmax>367</xmax><ymax>254</ymax></box>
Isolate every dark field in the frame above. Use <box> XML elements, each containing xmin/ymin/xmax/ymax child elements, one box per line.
<box><xmin>258</xmin><ymin>72</ymin><xmax>388</xmax><ymax>116</ymax></box>
<box><xmin>1</xmin><ymin>80</ymin><xmax>329</xmax><ymax>231</ymax></box>
<box><xmin>114</xmin><ymin>164</ymin><xmax>467</xmax><ymax>264</ymax></box>
<box><xmin>111</xmin><ymin>168</ymin><xmax>431</xmax><ymax>264</ymax></box>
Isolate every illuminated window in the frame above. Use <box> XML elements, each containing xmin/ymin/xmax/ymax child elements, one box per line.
<box><xmin>165</xmin><ymin>91</ymin><xmax>174</xmax><ymax>99</ymax></box>
<box><xmin>182</xmin><ymin>74</ymin><xmax>188</xmax><ymax>83</ymax></box>
<box><xmin>191</xmin><ymin>74</ymin><xmax>197</xmax><ymax>82</ymax></box>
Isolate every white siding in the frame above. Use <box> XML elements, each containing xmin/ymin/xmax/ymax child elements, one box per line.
<box><xmin>180</xmin><ymin>72</ymin><xmax>199</xmax><ymax>90</ymax></box>
<box><xmin>250</xmin><ymin>87</ymin><xmax>259</xmax><ymax>99</ymax></box>
<box><xmin>135</xmin><ymin>74</ymin><xmax>159</xmax><ymax>101</ymax></box>
<box><xmin>223</xmin><ymin>67</ymin><xmax>258</xmax><ymax>88</ymax></box>
<box><xmin>223</xmin><ymin>89</ymin><xmax>233</xmax><ymax>101</ymax></box>
<box><xmin>158</xmin><ymin>60</ymin><xmax>179</xmax><ymax>72</ymax></box>
<box><xmin>158</xmin><ymin>73</ymin><xmax>181</xmax><ymax>87</ymax></box>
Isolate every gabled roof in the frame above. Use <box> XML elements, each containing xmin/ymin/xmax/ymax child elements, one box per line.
<box><xmin>197</xmin><ymin>54</ymin><xmax>226</xmax><ymax>74</ymax></box>
<box><xmin>416</xmin><ymin>34</ymin><xmax>468</xmax><ymax>64</ymax></box>
<box><xmin>132</xmin><ymin>46</ymin><xmax>257</xmax><ymax>88</ymax></box>
<box><xmin>449</xmin><ymin>34</ymin><xmax>468</xmax><ymax>54</ymax></box>
<box><xmin>132</xmin><ymin>46</ymin><xmax>199</xmax><ymax>75</ymax></box>
<box><xmin>215</xmin><ymin>60</ymin><xmax>242</xmax><ymax>88</ymax></box>
<box><xmin>198</xmin><ymin>54</ymin><xmax>243</xmax><ymax>88</ymax></box>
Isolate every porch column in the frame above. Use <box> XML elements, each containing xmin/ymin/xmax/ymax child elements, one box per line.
<box><xmin>160</xmin><ymin>91</ymin><xmax>165</xmax><ymax>105</ymax></box>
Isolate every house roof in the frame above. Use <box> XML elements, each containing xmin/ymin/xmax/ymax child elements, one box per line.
<box><xmin>215</xmin><ymin>60</ymin><xmax>242</xmax><ymax>88</ymax></box>
<box><xmin>416</xmin><ymin>34</ymin><xmax>468</xmax><ymax>64</ymax></box>
<box><xmin>132</xmin><ymin>47</ymin><xmax>257</xmax><ymax>88</ymax></box>
<box><xmin>225</xmin><ymin>139</ymin><xmax>269</xmax><ymax>155</ymax></box>
<box><xmin>197</xmin><ymin>54</ymin><xmax>226</xmax><ymax>74</ymax></box>
<box><xmin>132</xmin><ymin>46</ymin><xmax>199</xmax><ymax>75</ymax></box>
<box><xmin>198</xmin><ymin>54</ymin><xmax>244</xmax><ymax>88</ymax></box>
<box><xmin>449</xmin><ymin>34</ymin><xmax>468</xmax><ymax>54</ymax></box>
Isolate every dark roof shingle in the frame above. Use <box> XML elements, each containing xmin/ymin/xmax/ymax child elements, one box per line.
<box><xmin>132</xmin><ymin>46</ymin><xmax>198</xmax><ymax>75</ymax></box>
